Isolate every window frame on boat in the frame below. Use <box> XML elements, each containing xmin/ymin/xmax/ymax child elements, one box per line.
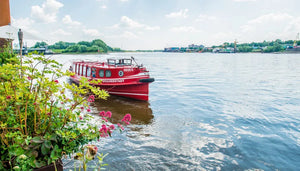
<box><xmin>87</xmin><ymin>66</ymin><xmax>91</xmax><ymax>77</ymax></box>
<box><xmin>83</xmin><ymin>66</ymin><xmax>86</xmax><ymax>76</ymax></box>
<box><xmin>99</xmin><ymin>69</ymin><xmax>104</xmax><ymax>77</ymax></box>
<box><xmin>91</xmin><ymin>68</ymin><xmax>96</xmax><ymax>78</ymax></box>
<box><xmin>107</xmin><ymin>58</ymin><xmax>133</xmax><ymax>66</ymax></box>
<box><xmin>105</xmin><ymin>70</ymin><xmax>111</xmax><ymax>77</ymax></box>
<box><xmin>79</xmin><ymin>65</ymin><xmax>82</xmax><ymax>75</ymax></box>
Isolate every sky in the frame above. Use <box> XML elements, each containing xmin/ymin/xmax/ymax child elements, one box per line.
<box><xmin>8</xmin><ymin>0</ymin><xmax>300</xmax><ymax>50</ymax></box>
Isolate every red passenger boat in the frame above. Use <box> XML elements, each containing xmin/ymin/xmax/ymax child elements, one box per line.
<box><xmin>70</xmin><ymin>57</ymin><xmax>154</xmax><ymax>101</ymax></box>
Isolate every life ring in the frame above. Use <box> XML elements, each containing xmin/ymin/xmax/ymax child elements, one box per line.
<box><xmin>119</xmin><ymin>70</ymin><xmax>124</xmax><ymax>77</ymax></box>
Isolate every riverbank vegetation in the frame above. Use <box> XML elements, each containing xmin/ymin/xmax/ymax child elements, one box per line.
<box><xmin>215</xmin><ymin>39</ymin><xmax>298</xmax><ymax>53</ymax></box>
<box><xmin>32</xmin><ymin>38</ymin><xmax>300</xmax><ymax>54</ymax></box>
<box><xmin>33</xmin><ymin>39</ymin><xmax>124</xmax><ymax>54</ymax></box>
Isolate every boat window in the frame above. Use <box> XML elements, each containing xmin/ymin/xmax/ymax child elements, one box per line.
<box><xmin>99</xmin><ymin>69</ymin><xmax>104</xmax><ymax>77</ymax></box>
<box><xmin>92</xmin><ymin>68</ymin><xmax>96</xmax><ymax>77</ymax></box>
<box><xmin>118</xmin><ymin>70</ymin><xmax>124</xmax><ymax>77</ymax></box>
<box><xmin>105</xmin><ymin>70</ymin><xmax>111</xmax><ymax>77</ymax></box>
<box><xmin>108</xmin><ymin>59</ymin><xmax>116</xmax><ymax>65</ymax></box>
<box><xmin>79</xmin><ymin>65</ymin><xmax>82</xmax><ymax>75</ymax></box>
<box><xmin>123</xmin><ymin>59</ymin><xmax>132</xmax><ymax>65</ymax></box>
<box><xmin>83</xmin><ymin>66</ymin><xmax>86</xmax><ymax>76</ymax></box>
<box><xmin>87</xmin><ymin>67</ymin><xmax>91</xmax><ymax>77</ymax></box>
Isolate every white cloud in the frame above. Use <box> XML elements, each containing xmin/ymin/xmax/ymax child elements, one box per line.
<box><xmin>31</xmin><ymin>0</ymin><xmax>64</xmax><ymax>23</ymax></box>
<box><xmin>240</xmin><ymin>13</ymin><xmax>293</xmax><ymax>33</ymax></box>
<box><xmin>83</xmin><ymin>29</ymin><xmax>101</xmax><ymax>37</ymax></box>
<box><xmin>170</xmin><ymin>26</ymin><xmax>201</xmax><ymax>33</ymax></box>
<box><xmin>121</xmin><ymin>31</ymin><xmax>138</xmax><ymax>39</ymax></box>
<box><xmin>50</xmin><ymin>29</ymin><xmax>71</xmax><ymax>36</ymax></box>
<box><xmin>248</xmin><ymin>13</ymin><xmax>293</xmax><ymax>25</ymax></box>
<box><xmin>112</xmin><ymin>16</ymin><xmax>160</xmax><ymax>31</ymax></box>
<box><xmin>196</xmin><ymin>14</ymin><xmax>217</xmax><ymax>22</ymax></box>
<box><xmin>145</xmin><ymin>26</ymin><xmax>160</xmax><ymax>31</ymax></box>
<box><xmin>101</xmin><ymin>5</ymin><xmax>107</xmax><ymax>9</ymax></box>
<box><xmin>62</xmin><ymin>15</ymin><xmax>81</xmax><ymax>26</ymax></box>
<box><xmin>11</xmin><ymin>17</ymin><xmax>34</xmax><ymax>30</ymax></box>
<box><xmin>240</xmin><ymin>13</ymin><xmax>300</xmax><ymax>41</ymax></box>
<box><xmin>120</xmin><ymin>16</ymin><xmax>144</xmax><ymax>28</ymax></box>
<box><xmin>165</xmin><ymin>9</ymin><xmax>189</xmax><ymax>18</ymax></box>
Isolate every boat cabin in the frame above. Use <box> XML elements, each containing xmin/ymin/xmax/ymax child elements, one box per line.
<box><xmin>107</xmin><ymin>58</ymin><xmax>133</xmax><ymax>66</ymax></box>
<box><xmin>72</xmin><ymin>58</ymin><xmax>147</xmax><ymax>79</ymax></box>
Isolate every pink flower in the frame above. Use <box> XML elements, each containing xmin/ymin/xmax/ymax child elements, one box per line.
<box><xmin>54</xmin><ymin>80</ymin><xmax>59</xmax><ymax>83</ymax></box>
<box><xmin>6</xmin><ymin>96</ymin><xmax>11</xmax><ymax>99</ymax></box>
<box><xmin>109</xmin><ymin>124</ymin><xmax>115</xmax><ymax>130</ymax></box>
<box><xmin>99</xmin><ymin>125</ymin><xmax>109</xmax><ymax>137</ymax></box>
<box><xmin>79</xmin><ymin>116</ymin><xmax>83</xmax><ymax>120</ymax></box>
<box><xmin>105</xmin><ymin>111</ymin><xmax>112</xmax><ymax>118</ymax></box>
<box><xmin>94</xmin><ymin>146</ymin><xmax>98</xmax><ymax>151</ymax></box>
<box><xmin>100</xmin><ymin>125</ymin><xmax>108</xmax><ymax>133</ymax></box>
<box><xmin>99</xmin><ymin>111</ymin><xmax>105</xmax><ymax>117</ymax></box>
<box><xmin>27</xmin><ymin>76</ymin><xmax>31</xmax><ymax>80</ymax></box>
<box><xmin>121</xmin><ymin>114</ymin><xmax>131</xmax><ymax>125</ymax></box>
<box><xmin>61</xmin><ymin>102</ymin><xmax>64</xmax><ymax>104</ymax></box>
<box><xmin>88</xmin><ymin>95</ymin><xmax>95</xmax><ymax>102</ymax></box>
<box><xmin>117</xmin><ymin>123</ymin><xmax>124</xmax><ymax>130</ymax></box>
<box><xmin>87</xmin><ymin>108</ymin><xmax>91</xmax><ymax>112</ymax></box>
<box><xmin>47</xmin><ymin>112</ymin><xmax>51</xmax><ymax>116</ymax></box>
<box><xmin>33</xmin><ymin>102</ymin><xmax>37</xmax><ymax>105</ymax></box>
<box><xmin>80</xmin><ymin>106</ymin><xmax>84</xmax><ymax>111</ymax></box>
<box><xmin>102</xmin><ymin>117</ymin><xmax>108</xmax><ymax>122</ymax></box>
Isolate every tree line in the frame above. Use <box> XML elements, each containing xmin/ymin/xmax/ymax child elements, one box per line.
<box><xmin>33</xmin><ymin>39</ymin><xmax>123</xmax><ymax>53</ymax></box>
<box><xmin>213</xmin><ymin>39</ymin><xmax>300</xmax><ymax>53</ymax></box>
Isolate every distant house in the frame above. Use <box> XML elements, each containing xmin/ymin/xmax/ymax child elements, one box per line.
<box><xmin>164</xmin><ymin>47</ymin><xmax>180</xmax><ymax>52</ymax></box>
<box><xmin>188</xmin><ymin>44</ymin><xmax>204</xmax><ymax>49</ymax></box>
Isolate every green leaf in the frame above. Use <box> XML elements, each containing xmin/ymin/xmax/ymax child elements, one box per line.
<box><xmin>31</xmin><ymin>136</ymin><xmax>44</xmax><ymax>144</ymax></box>
<box><xmin>44</xmin><ymin>140</ymin><xmax>52</xmax><ymax>149</ymax></box>
<box><xmin>41</xmin><ymin>143</ymin><xmax>50</xmax><ymax>155</ymax></box>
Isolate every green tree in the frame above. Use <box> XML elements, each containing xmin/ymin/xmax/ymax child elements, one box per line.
<box><xmin>78</xmin><ymin>41</ymin><xmax>91</xmax><ymax>47</ymax></box>
<box><xmin>78</xmin><ymin>45</ymin><xmax>88</xmax><ymax>53</ymax></box>
<box><xmin>33</xmin><ymin>41</ymin><xmax>48</xmax><ymax>48</ymax></box>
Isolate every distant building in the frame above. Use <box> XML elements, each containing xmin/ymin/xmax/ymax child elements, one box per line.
<box><xmin>164</xmin><ymin>47</ymin><xmax>180</xmax><ymax>52</ymax></box>
<box><xmin>188</xmin><ymin>44</ymin><xmax>204</xmax><ymax>49</ymax></box>
<box><xmin>164</xmin><ymin>44</ymin><xmax>205</xmax><ymax>52</ymax></box>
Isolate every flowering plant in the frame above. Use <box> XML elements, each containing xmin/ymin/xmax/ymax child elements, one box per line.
<box><xmin>0</xmin><ymin>52</ymin><xmax>131</xmax><ymax>170</ymax></box>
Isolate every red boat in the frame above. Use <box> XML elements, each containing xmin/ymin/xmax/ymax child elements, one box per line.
<box><xmin>69</xmin><ymin>57</ymin><xmax>154</xmax><ymax>101</ymax></box>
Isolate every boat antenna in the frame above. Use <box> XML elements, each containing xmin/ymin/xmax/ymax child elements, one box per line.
<box><xmin>131</xmin><ymin>56</ymin><xmax>139</xmax><ymax>66</ymax></box>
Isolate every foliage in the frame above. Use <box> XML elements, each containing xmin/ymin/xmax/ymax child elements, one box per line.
<box><xmin>0</xmin><ymin>51</ymin><xmax>131</xmax><ymax>170</ymax></box>
<box><xmin>45</xmin><ymin>39</ymin><xmax>121</xmax><ymax>54</ymax></box>
<box><xmin>0</xmin><ymin>44</ymin><xmax>19</xmax><ymax>65</ymax></box>
<box><xmin>33</xmin><ymin>42</ymin><xmax>48</xmax><ymax>48</ymax></box>
<box><xmin>211</xmin><ymin>39</ymin><xmax>296</xmax><ymax>53</ymax></box>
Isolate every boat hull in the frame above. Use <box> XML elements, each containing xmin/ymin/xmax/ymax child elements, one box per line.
<box><xmin>70</xmin><ymin>58</ymin><xmax>154</xmax><ymax>101</ymax></box>
<box><xmin>70</xmin><ymin>76</ymin><xmax>152</xmax><ymax>101</ymax></box>
<box><xmin>100</xmin><ymin>84</ymin><xmax>149</xmax><ymax>101</ymax></box>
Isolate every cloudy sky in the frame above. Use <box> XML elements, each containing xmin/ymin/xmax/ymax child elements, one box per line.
<box><xmin>9</xmin><ymin>0</ymin><xmax>300</xmax><ymax>50</ymax></box>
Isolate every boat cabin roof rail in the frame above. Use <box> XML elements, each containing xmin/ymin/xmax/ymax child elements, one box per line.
<box><xmin>107</xmin><ymin>58</ymin><xmax>133</xmax><ymax>66</ymax></box>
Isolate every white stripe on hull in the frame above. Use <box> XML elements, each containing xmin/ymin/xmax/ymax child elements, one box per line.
<box><xmin>108</xmin><ymin>91</ymin><xmax>148</xmax><ymax>96</ymax></box>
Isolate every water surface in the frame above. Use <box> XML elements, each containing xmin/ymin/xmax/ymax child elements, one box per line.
<box><xmin>55</xmin><ymin>52</ymin><xmax>300</xmax><ymax>170</ymax></box>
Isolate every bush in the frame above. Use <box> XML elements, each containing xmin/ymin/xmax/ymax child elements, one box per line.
<box><xmin>0</xmin><ymin>52</ymin><xmax>131</xmax><ymax>170</ymax></box>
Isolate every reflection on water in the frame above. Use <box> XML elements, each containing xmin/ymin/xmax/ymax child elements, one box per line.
<box><xmin>67</xmin><ymin>76</ymin><xmax>154</xmax><ymax>125</ymax></box>
<box><xmin>91</xmin><ymin>95</ymin><xmax>153</xmax><ymax>125</ymax></box>
<box><xmin>55</xmin><ymin>53</ymin><xmax>300</xmax><ymax>170</ymax></box>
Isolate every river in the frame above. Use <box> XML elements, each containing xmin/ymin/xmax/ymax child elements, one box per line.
<box><xmin>52</xmin><ymin>52</ymin><xmax>300</xmax><ymax>170</ymax></box>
